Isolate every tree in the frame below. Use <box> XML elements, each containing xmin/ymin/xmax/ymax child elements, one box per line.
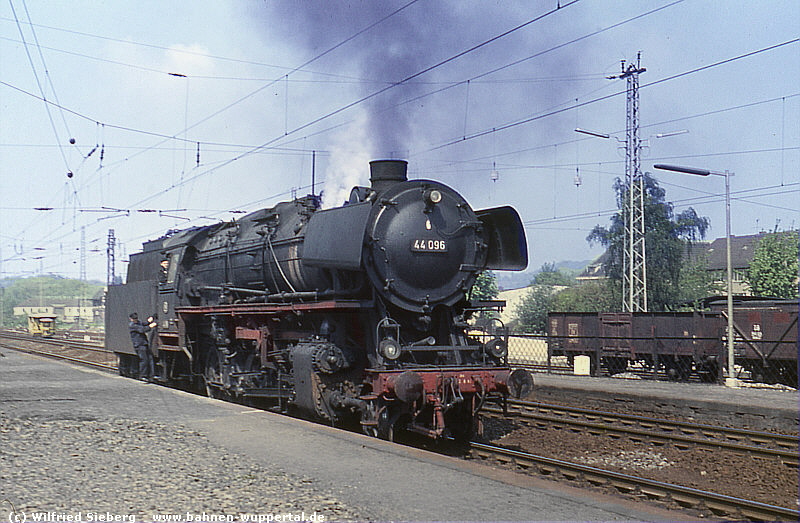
<box><xmin>551</xmin><ymin>280</ymin><xmax>617</xmax><ymax>312</ymax></box>
<box><xmin>469</xmin><ymin>270</ymin><xmax>498</xmax><ymax>301</ymax></box>
<box><xmin>674</xmin><ymin>252</ymin><xmax>723</xmax><ymax>310</ymax></box>
<box><xmin>1</xmin><ymin>276</ymin><xmax>103</xmax><ymax>328</ymax></box>
<box><xmin>587</xmin><ymin>174</ymin><xmax>710</xmax><ymax>311</ymax></box>
<box><xmin>513</xmin><ymin>285</ymin><xmax>555</xmax><ymax>333</ymax></box>
<box><xmin>532</xmin><ymin>262</ymin><xmax>575</xmax><ymax>287</ymax></box>
<box><xmin>746</xmin><ymin>231</ymin><xmax>799</xmax><ymax>298</ymax></box>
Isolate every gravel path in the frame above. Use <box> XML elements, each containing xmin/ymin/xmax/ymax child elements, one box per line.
<box><xmin>1</xmin><ymin>415</ymin><xmax>363</xmax><ymax>522</ymax></box>
<box><xmin>2</xmin><ymin>350</ymin><xmax>688</xmax><ymax>522</ymax></box>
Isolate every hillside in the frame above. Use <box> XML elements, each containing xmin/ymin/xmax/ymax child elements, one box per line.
<box><xmin>0</xmin><ymin>276</ymin><xmax>103</xmax><ymax>327</ymax></box>
<box><xmin>495</xmin><ymin>260</ymin><xmax>590</xmax><ymax>290</ymax></box>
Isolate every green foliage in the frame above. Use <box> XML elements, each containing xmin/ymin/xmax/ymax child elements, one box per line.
<box><xmin>532</xmin><ymin>262</ymin><xmax>575</xmax><ymax>287</ymax></box>
<box><xmin>587</xmin><ymin>174</ymin><xmax>710</xmax><ymax>311</ymax></box>
<box><xmin>513</xmin><ymin>285</ymin><xmax>555</xmax><ymax>333</ymax></box>
<box><xmin>469</xmin><ymin>271</ymin><xmax>499</xmax><ymax>301</ymax></box>
<box><xmin>0</xmin><ymin>276</ymin><xmax>102</xmax><ymax>327</ymax></box>
<box><xmin>514</xmin><ymin>266</ymin><xmax>613</xmax><ymax>332</ymax></box>
<box><xmin>550</xmin><ymin>280</ymin><xmax>617</xmax><ymax>313</ymax></box>
<box><xmin>674</xmin><ymin>253</ymin><xmax>723</xmax><ymax>310</ymax></box>
<box><xmin>746</xmin><ymin>231</ymin><xmax>799</xmax><ymax>298</ymax></box>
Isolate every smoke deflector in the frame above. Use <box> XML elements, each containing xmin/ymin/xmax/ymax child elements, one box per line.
<box><xmin>476</xmin><ymin>206</ymin><xmax>529</xmax><ymax>271</ymax></box>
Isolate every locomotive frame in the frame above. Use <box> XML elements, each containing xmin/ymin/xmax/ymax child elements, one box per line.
<box><xmin>106</xmin><ymin>160</ymin><xmax>532</xmax><ymax>440</ymax></box>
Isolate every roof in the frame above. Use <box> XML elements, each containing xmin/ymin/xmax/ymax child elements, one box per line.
<box><xmin>577</xmin><ymin>233</ymin><xmax>778</xmax><ymax>279</ymax></box>
<box><xmin>16</xmin><ymin>298</ymin><xmax>96</xmax><ymax>308</ymax></box>
<box><xmin>685</xmin><ymin>233</ymin><xmax>767</xmax><ymax>271</ymax></box>
<box><xmin>576</xmin><ymin>251</ymin><xmax>610</xmax><ymax>280</ymax></box>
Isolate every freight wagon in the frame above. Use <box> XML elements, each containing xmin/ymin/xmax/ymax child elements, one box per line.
<box><xmin>547</xmin><ymin>298</ymin><xmax>797</xmax><ymax>386</ymax></box>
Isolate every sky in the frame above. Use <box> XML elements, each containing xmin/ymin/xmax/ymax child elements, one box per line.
<box><xmin>1</xmin><ymin>0</ymin><xmax>798</xmax><ymax>285</ymax></box>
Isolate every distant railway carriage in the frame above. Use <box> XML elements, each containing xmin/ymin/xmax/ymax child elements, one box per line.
<box><xmin>27</xmin><ymin>313</ymin><xmax>56</xmax><ymax>337</ymax></box>
<box><xmin>547</xmin><ymin>298</ymin><xmax>797</xmax><ymax>386</ymax></box>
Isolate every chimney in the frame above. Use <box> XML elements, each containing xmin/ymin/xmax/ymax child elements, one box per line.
<box><xmin>369</xmin><ymin>160</ymin><xmax>408</xmax><ymax>193</ymax></box>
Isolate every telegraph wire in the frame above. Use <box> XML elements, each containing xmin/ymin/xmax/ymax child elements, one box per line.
<box><xmin>0</xmin><ymin>0</ymin><xmax>423</xmax><ymax>216</ymax></box>
<box><xmin>216</xmin><ymin>0</ymin><xmax>681</xmax><ymax>161</ymax></box>
<box><xmin>0</xmin><ymin>17</ymin><xmax>377</xmax><ymax>83</ymax></box>
<box><xmin>0</xmin><ymin>182</ymin><xmax>324</xmax><ymax>271</ymax></box>
<box><xmin>422</xmin><ymin>144</ymin><xmax>800</xmax><ymax>179</ymax></box>
<box><xmin>522</xmin><ymin>182</ymin><xmax>800</xmax><ymax>228</ymax></box>
<box><xmin>0</xmin><ymin>0</ymin><xmax>691</xmax><ymax>172</ymax></box>
<box><xmin>467</xmin><ymin>0</ymin><xmax>682</xmax><ymax>85</ymax></box>
<box><xmin>97</xmin><ymin>1</ymin><xmax>583</xmax><ymax>215</ymax></box>
<box><xmin>0</xmin><ymin>29</ymin><xmax>608</xmax><ymax>87</ymax></box>
<box><xmin>19</xmin><ymin>0</ymin><xmax>75</xmax><ymax>153</ymax></box>
<box><xmin>6</xmin><ymin>0</ymin><xmax>70</xmax><ymax>173</ymax></box>
<box><xmin>424</xmin><ymin>37</ymin><xmax>800</xmax><ymax>154</ymax></box>
<box><xmin>260</xmin><ymin>0</ymin><xmax>581</xmax><ymax>145</ymax></box>
<box><xmin>3</xmin><ymin>4</ymin><xmax>797</xmax><ymax>279</ymax></box>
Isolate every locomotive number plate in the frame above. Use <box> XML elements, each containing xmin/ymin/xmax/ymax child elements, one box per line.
<box><xmin>412</xmin><ymin>239</ymin><xmax>447</xmax><ymax>252</ymax></box>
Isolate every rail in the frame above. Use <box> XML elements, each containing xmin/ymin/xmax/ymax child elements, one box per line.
<box><xmin>483</xmin><ymin>399</ymin><xmax>799</xmax><ymax>464</ymax></box>
<box><xmin>469</xmin><ymin>441</ymin><xmax>800</xmax><ymax>521</ymax></box>
<box><xmin>0</xmin><ymin>331</ymin><xmax>117</xmax><ymax>372</ymax></box>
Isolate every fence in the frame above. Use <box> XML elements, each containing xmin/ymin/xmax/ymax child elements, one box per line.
<box><xmin>506</xmin><ymin>330</ymin><xmax>798</xmax><ymax>387</ymax></box>
<box><xmin>507</xmin><ymin>333</ymin><xmax>557</xmax><ymax>369</ymax></box>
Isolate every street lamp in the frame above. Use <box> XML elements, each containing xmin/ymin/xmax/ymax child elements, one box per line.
<box><xmin>654</xmin><ymin>163</ymin><xmax>737</xmax><ymax>387</ymax></box>
<box><xmin>576</xmin><ymin>128</ymin><xmax>688</xmax><ymax>313</ymax></box>
<box><xmin>575</xmin><ymin>128</ymin><xmax>613</xmax><ymax>140</ymax></box>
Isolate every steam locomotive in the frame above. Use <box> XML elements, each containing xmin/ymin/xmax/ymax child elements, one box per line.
<box><xmin>106</xmin><ymin>160</ymin><xmax>532</xmax><ymax>440</ymax></box>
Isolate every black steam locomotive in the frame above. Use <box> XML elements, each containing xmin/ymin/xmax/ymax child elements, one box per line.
<box><xmin>106</xmin><ymin>160</ymin><xmax>531</xmax><ymax>440</ymax></box>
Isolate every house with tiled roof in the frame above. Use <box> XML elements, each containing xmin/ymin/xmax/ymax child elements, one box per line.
<box><xmin>575</xmin><ymin>233</ymin><xmax>778</xmax><ymax>296</ymax></box>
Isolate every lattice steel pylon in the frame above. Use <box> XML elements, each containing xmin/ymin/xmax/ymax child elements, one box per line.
<box><xmin>80</xmin><ymin>226</ymin><xmax>87</xmax><ymax>282</ymax></box>
<box><xmin>610</xmin><ymin>53</ymin><xmax>647</xmax><ymax>312</ymax></box>
<box><xmin>107</xmin><ymin>229</ymin><xmax>116</xmax><ymax>286</ymax></box>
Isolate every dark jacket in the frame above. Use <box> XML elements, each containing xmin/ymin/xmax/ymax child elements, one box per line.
<box><xmin>129</xmin><ymin>320</ymin><xmax>152</xmax><ymax>348</ymax></box>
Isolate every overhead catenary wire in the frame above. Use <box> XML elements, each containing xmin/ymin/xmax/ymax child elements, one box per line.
<box><xmin>0</xmin><ymin>17</ymin><xmax>385</xmax><ymax>83</ymax></box>
<box><xmin>6</xmin><ymin>0</ymin><xmax>71</xmax><ymax>173</ymax></box>
<box><xmin>1</xmin><ymin>3</ymin><xmax>797</xmax><ymax>280</ymax></box>
<box><xmin>0</xmin><ymin>0</ymin><xmax>752</xmax><ymax>178</ymax></box>
<box><xmin>61</xmin><ymin>0</ymin><xmax>583</xmax><ymax>225</ymax></box>
<box><xmin>423</xmin><ymin>38</ymin><xmax>800</xmax><ymax>154</ymax></box>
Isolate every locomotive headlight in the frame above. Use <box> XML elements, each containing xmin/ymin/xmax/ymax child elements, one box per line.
<box><xmin>423</xmin><ymin>189</ymin><xmax>442</xmax><ymax>205</ymax></box>
<box><xmin>485</xmin><ymin>338</ymin><xmax>508</xmax><ymax>359</ymax></box>
<box><xmin>379</xmin><ymin>338</ymin><xmax>402</xmax><ymax>360</ymax></box>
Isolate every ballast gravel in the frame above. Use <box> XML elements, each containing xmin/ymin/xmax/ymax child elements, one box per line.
<box><xmin>0</xmin><ymin>415</ymin><xmax>365</xmax><ymax>522</ymax></box>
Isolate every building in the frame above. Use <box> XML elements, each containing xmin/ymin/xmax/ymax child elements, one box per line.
<box><xmin>575</xmin><ymin>233</ymin><xmax>778</xmax><ymax>296</ymax></box>
<box><xmin>13</xmin><ymin>303</ymin><xmax>55</xmax><ymax>317</ymax></box>
<box><xmin>684</xmin><ymin>234</ymin><xmax>764</xmax><ymax>295</ymax></box>
<box><xmin>13</xmin><ymin>293</ymin><xmax>105</xmax><ymax>326</ymax></box>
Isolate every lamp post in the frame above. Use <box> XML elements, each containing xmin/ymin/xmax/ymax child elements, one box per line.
<box><xmin>576</xmin><ymin>128</ymin><xmax>687</xmax><ymax>313</ymax></box>
<box><xmin>654</xmin><ymin>164</ymin><xmax>737</xmax><ymax>387</ymax></box>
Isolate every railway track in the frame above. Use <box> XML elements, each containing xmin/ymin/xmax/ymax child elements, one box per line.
<box><xmin>0</xmin><ymin>331</ymin><xmax>117</xmax><ymax>372</ymax></box>
<box><xmin>468</xmin><ymin>441</ymin><xmax>800</xmax><ymax>521</ymax></box>
<box><xmin>483</xmin><ymin>399</ymin><xmax>799</xmax><ymax>464</ymax></box>
<box><xmin>5</xmin><ymin>333</ymin><xmax>797</xmax><ymax>518</ymax></box>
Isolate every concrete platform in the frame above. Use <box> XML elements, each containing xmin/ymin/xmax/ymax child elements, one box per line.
<box><xmin>531</xmin><ymin>372</ymin><xmax>799</xmax><ymax>432</ymax></box>
<box><xmin>0</xmin><ymin>349</ymin><xmax>692</xmax><ymax>522</ymax></box>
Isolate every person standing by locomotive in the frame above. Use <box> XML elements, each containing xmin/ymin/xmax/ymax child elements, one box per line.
<box><xmin>129</xmin><ymin>312</ymin><xmax>157</xmax><ymax>382</ymax></box>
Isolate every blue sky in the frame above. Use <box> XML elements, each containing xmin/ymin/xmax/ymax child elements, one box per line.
<box><xmin>1</xmin><ymin>0</ymin><xmax>798</xmax><ymax>282</ymax></box>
